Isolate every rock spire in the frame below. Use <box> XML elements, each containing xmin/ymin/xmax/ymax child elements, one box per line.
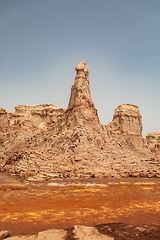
<box><xmin>68</xmin><ymin>62</ymin><xmax>93</xmax><ymax>110</ymax></box>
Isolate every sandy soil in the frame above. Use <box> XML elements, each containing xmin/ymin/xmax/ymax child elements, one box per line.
<box><xmin>0</xmin><ymin>172</ymin><xmax>160</xmax><ymax>235</ymax></box>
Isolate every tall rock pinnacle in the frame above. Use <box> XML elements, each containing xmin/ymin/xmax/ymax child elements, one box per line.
<box><xmin>64</xmin><ymin>62</ymin><xmax>105</xmax><ymax>146</ymax></box>
<box><xmin>63</xmin><ymin>62</ymin><xmax>102</xmax><ymax>133</ymax></box>
<box><xmin>68</xmin><ymin>62</ymin><xmax>94</xmax><ymax>109</ymax></box>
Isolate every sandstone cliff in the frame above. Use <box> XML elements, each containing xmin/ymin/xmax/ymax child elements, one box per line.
<box><xmin>146</xmin><ymin>132</ymin><xmax>160</xmax><ymax>161</ymax></box>
<box><xmin>0</xmin><ymin>108</ymin><xmax>8</xmax><ymax>130</ymax></box>
<box><xmin>0</xmin><ymin>103</ymin><xmax>66</xmax><ymax>131</ymax></box>
<box><xmin>104</xmin><ymin>104</ymin><xmax>150</xmax><ymax>158</ymax></box>
<box><xmin>106</xmin><ymin>104</ymin><xmax>142</xmax><ymax>136</ymax></box>
<box><xmin>146</xmin><ymin>132</ymin><xmax>160</xmax><ymax>152</ymax></box>
<box><xmin>0</xmin><ymin>62</ymin><xmax>160</xmax><ymax>181</ymax></box>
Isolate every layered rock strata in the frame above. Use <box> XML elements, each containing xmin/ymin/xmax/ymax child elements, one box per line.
<box><xmin>0</xmin><ymin>62</ymin><xmax>160</xmax><ymax>181</ymax></box>
<box><xmin>105</xmin><ymin>104</ymin><xmax>150</xmax><ymax>158</ymax></box>
<box><xmin>0</xmin><ymin>108</ymin><xmax>8</xmax><ymax>130</ymax></box>
<box><xmin>146</xmin><ymin>132</ymin><xmax>160</xmax><ymax>152</ymax></box>
<box><xmin>146</xmin><ymin>132</ymin><xmax>160</xmax><ymax>161</ymax></box>
<box><xmin>0</xmin><ymin>103</ymin><xmax>66</xmax><ymax>131</ymax></box>
<box><xmin>106</xmin><ymin>104</ymin><xmax>142</xmax><ymax>136</ymax></box>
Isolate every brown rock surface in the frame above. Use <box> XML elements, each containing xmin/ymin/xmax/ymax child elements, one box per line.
<box><xmin>73</xmin><ymin>225</ymin><xmax>114</xmax><ymax>240</ymax></box>
<box><xmin>106</xmin><ymin>104</ymin><xmax>142</xmax><ymax>136</ymax></box>
<box><xmin>0</xmin><ymin>230</ymin><xmax>10</xmax><ymax>239</ymax></box>
<box><xmin>105</xmin><ymin>104</ymin><xmax>151</xmax><ymax>158</ymax></box>
<box><xmin>7</xmin><ymin>103</ymin><xmax>65</xmax><ymax>130</ymax></box>
<box><xmin>146</xmin><ymin>132</ymin><xmax>160</xmax><ymax>162</ymax></box>
<box><xmin>0</xmin><ymin>62</ymin><xmax>160</xmax><ymax>181</ymax></box>
<box><xmin>4</xmin><ymin>224</ymin><xmax>160</xmax><ymax>240</ymax></box>
<box><xmin>1</xmin><ymin>226</ymin><xmax>113</xmax><ymax>240</ymax></box>
<box><xmin>0</xmin><ymin>108</ymin><xmax>8</xmax><ymax>130</ymax></box>
<box><xmin>146</xmin><ymin>132</ymin><xmax>160</xmax><ymax>152</ymax></box>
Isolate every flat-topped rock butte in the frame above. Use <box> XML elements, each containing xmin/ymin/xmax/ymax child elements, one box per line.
<box><xmin>0</xmin><ymin>62</ymin><xmax>160</xmax><ymax>181</ymax></box>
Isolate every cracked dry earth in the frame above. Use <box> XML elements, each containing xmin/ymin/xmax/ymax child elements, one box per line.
<box><xmin>1</xmin><ymin>173</ymin><xmax>160</xmax><ymax>239</ymax></box>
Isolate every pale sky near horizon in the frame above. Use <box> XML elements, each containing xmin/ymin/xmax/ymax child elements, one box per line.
<box><xmin>0</xmin><ymin>0</ymin><xmax>160</xmax><ymax>137</ymax></box>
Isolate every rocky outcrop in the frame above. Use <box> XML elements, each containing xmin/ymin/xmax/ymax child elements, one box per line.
<box><xmin>5</xmin><ymin>103</ymin><xmax>66</xmax><ymax>130</ymax></box>
<box><xmin>146</xmin><ymin>132</ymin><xmax>160</xmax><ymax>161</ymax></box>
<box><xmin>0</xmin><ymin>226</ymin><xmax>113</xmax><ymax>239</ymax></box>
<box><xmin>0</xmin><ymin>230</ymin><xmax>10</xmax><ymax>239</ymax></box>
<box><xmin>73</xmin><ymin>225</ymin><xmax>114</xmax><ymax>240</ymax></box>
<box><xmin>0</xmin><ymin>62</ymin><xmax>160</xmax><ymax>180</ymax></box>
<box><xmin>104</xmin><ymin>104</ymin><xmax>150</xmax><ymax>159</ymax></box>
<box><xmin>146</xmin><ymin>132</ymin><xmax>160</xmax><ymax>152</ymax></box>
<box><xmin>68</xmin><ymin>62</ymin><xmax>92</xmax><ymax>109</ymax></box>
<box><xmin>0</xmin><ymin>108</ymin><xmax>8</xmax><ymax>131</ymax></box>
<box><xmin>106</xmin><ymin>104</ymin><xmax>142</xmax><ymax>136</ymax></box>
<box><xmin>0</xmin><ymin>103</ymin><xmax>66</xmax><ymax>146</ymax></box>
<box><xmin>0</xmin><ymin>103</ymin><xmax>66</xmax><ymax>159</ymax></box>
<box><xmin>3</xmin><ymin>224</ymin><xmax>160</xmax><ymax>239</ymax></box>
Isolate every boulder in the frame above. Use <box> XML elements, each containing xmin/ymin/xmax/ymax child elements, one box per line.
<box><xmin>0</xmin><ymin>230</ymin><xmax>10</xmax><ymax>239</ymax></box>
<box><xmin>73</xmin><ymin>225</ymin><xmax>114</xmax><ymax>240</ymax></box>
<box><xmin>37</xmin><ymin>228</ymin><xmax>66</xmax><ymax>240</ymax></box>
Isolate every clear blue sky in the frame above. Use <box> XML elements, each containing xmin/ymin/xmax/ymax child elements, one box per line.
<box><xmin>0</xmin><ymin>0</ymin><xmax>160</xmax><ymax>137</ymax></box>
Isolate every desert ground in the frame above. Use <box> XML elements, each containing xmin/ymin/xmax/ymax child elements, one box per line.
<box><xmin>1</xmin><ymin>172</ymin><xmax>160</xmax><ymax>239</ymax></box>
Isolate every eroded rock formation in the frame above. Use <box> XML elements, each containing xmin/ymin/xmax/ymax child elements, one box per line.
<box><xmin>2</xmin><ymin>224</ymin><xmax>160</xmax><ymax>239</ymax></box>
<box><xmin>146</xmin><ymin>132</ymin><xmax>160</xmax><ymax>152</ymax></box>
<box><xmin>106</xmin><ymin>104</ymin><xmax>142</xmax><ymax>136</ymax></box>
<box><xmin>0</xmin><ymin>103</ymin><xmax>66</xmax><ymax>131</ymax></box>
<box><xmin>104</xmin><ymin>104</ymin><xmax>150</xmax><ymax>158</ymax></box>
<box><xmin>0</xmin><ymin>108</ymin><xmax>8</xmax><ymax>130</ymax></box>
<box><xmin>146</xmin><ymin>132</ymin><xmax>160</xmax><ymax>161</ymax></box>
<box><xmin>0</xmin><ymin>62</ymin><xmax>160</xmax><ymax>181</ymax></box>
